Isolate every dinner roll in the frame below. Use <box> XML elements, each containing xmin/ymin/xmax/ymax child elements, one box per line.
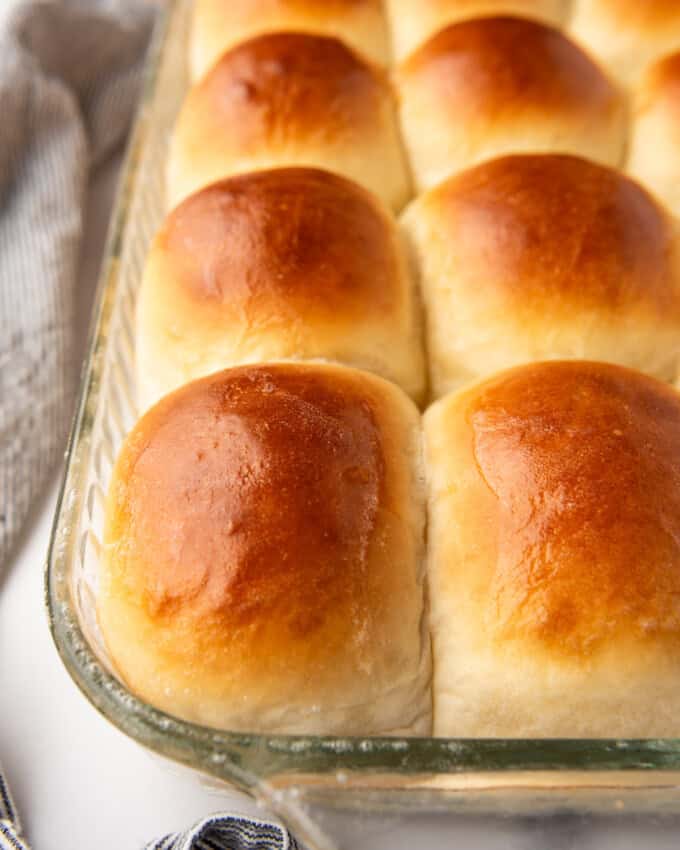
<box><xmin>167</xmin><ymin>32</ymin><xmax>411</xmax><ymax>210</ymax></box>
<box><xmin>425</xmin><ymin>360</ymin><xmax>680</xmax><ymax>738</ymax></box>
<box><xmin>402</xmin><ymin>153</ymin><xmax>680</xmax><ymax>399</ymax></box>
<box><xmin>629</xmin><ymin>51</ymin><xmax>680</xmax><ymax>216</ymax></box>
<box><xmin>396</xmin><ymin>16</ymin><xmax>626</xmax><ymax>192</ymax></box>
<box><xmin>190</xmin><ymin>0</ymin><xmax>390</xmax><ymax>81</ymax></box>
<box><xmin>385</xmin><ymin>0</ymin><xmax>569</xmax><ymax>62</ymax></box>
<box><xmin>137</xmin><ymin>168</ymin><xmax>425</xmax><ymax>411</ymax></box>
<box><xmin>100</xmin><ymin>363</ymin><xmax>431</xmax><ymax>735</ymax></box>
<box><xmin>571</xmin><ymin>0</ymin><xmax>680</xmax><ymax>88</ymax></box>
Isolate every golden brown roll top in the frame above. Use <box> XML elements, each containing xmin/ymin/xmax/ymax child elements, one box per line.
<box><xmin>167</xmin><ymin>32</ymin><xmax>411</xmax><ymax>210</ymax></box>
<box><xmin>385</xmin><ymin>0</ymin><xmax>569</xmax><ymax>62</ymax></box>
<box><xmin>571</xmin><ymin>0</ymin><xmax>680</xmax><ymax>87</ymax></box>
<box><xmin>629</xmin><ymin>51</ymin><xmax>680</xmax><ymax>216</ymax></box>
<box><xmin>190</xmin><ymin>0</ymin><xmax>389</xmax><ymax>80</ymax></box>
<box><xmin>190</xmin><ymin>0</ymin><xmax>390</xmax><ymax>81</ymax></box>
<box><xmin>425</xmin><ymin>360</ymin><xmax>680</xmax><ymax>737</ymax></box>
<box><xmin>137</xmin><ymin>167</ymin><xmax>425</xmax><ymax>410</ymax></box>
<box><xmin>395</xmin><ymin>16</ymin><xmax>626</xmax><ymax>192</ymax></box>
<box><xmin>100</xmin><ymin>363</ymin><xmax>431</xmax><ymax>735</ymax></box>
<box><xmin>402</xmin><ymin>153</ymin><xmax>680</xmax><ymax>399</ymax></box>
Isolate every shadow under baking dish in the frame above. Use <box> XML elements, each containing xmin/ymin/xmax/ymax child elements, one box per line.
<box><xmin>45</xmin><ymin>2</ymin><xmax>680</xmax><ymax>846</ymax></box>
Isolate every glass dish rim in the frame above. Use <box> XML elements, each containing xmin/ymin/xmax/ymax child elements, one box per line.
<box><xmin>45</xmin><ymin>0</ymin><xmax>680</xmax><ymax>794</ymax></box>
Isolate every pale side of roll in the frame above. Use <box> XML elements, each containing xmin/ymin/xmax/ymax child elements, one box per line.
<box><xmin>385</xmin><ymin>0</ymin><xmax>569</xmax><ymax>62</ymax></box>
<box><xmin>190</xmin><ymin>0</ymin><xmax>390</xmax><ymax>81</ymax></box>
<box><xmin>629</xmin><ymin>51</ymin><xmax>680</xmax><ymax>218</ymax></box>
<box><xmin>570</xmin><ymin>0</ymin><xmax>680</xmax><ymax>88</ymax></box>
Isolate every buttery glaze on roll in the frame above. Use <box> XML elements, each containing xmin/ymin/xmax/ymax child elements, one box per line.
<box><xmin>629</xmin><ymin>51</ymin><xmax>680</xmax><ymax>216</ymax></box>
<box><xmin>571</xmin><ymin>0</ymin><xmax>680</xmax><ymax>87</ymax></box>
<box><xmin>137</xmin><ymin>168</ymin><xmax>425</xmax><ymax>411</ymax></box>
<box><xmin>100</xmin><ymin>363</ymin><xmax>431</xmax><ymax>735</ymax></box>
<box><xmin>167</xmin><ymin>32</ymin><xmax>411</xmax><ymax>210</ymax></box>
<box><xmin>402</xmin><ymin>153</ymin><xmax>680</xmax><ymax>399</ymax></box>
<box><xmin>425</xmin><ymin>360</ymin><xmax>680</xmax><ymax>738</ymax></box>
<box><xmin>396</xmin><ymin>16</ymin><xmax>626</xmax><ymax>192</ymax></box>
<box><xmin>385</xmin><ymin>0</ymin><xmax>569</xmax><ymax>62</ymax></box>
<box><xmin>190</xmin><ymin>0</ymin><xmax>390</xmax><ymax>81</ymax></box>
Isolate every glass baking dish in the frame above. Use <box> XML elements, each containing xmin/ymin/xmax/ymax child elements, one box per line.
<box><xmin>45</xmin><ymin>1</ymin><xmax>680</xmax><ymax>846</ymax></box>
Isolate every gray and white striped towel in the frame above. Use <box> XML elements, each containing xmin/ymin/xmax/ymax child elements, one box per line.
<box><xmin>0</xmin><ymin>2</ymin><xmax>300</xmax><ymax>848</ymax></box>
<box><xmin>0</xmin><ymin>767</ymin><xmax>24</xmax><ymax>850</ymax></box>
<box><xmin>0</xmin><ymin>0</ymin><xmax>154</xmax><ymax>569</ymax></box>
<box><xmin>145</xmin><ymin>814</ymin><xmax>300</xmax><ymax>850</ymax></box>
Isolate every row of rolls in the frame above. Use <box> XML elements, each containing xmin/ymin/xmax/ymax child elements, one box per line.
<box><xmin>178</xmin><ymin>0</ymin><xmax>680</xmax><ymax>211</ymax></box>
<box><xmin>147</xmin><ymin>0</ymin><xmax>680</xmax><ymax>408</ymax></box>
<box><xmin>100</xmin><ymin>0</ymin><xmax>680</xmax><ymax>738</ymax></box>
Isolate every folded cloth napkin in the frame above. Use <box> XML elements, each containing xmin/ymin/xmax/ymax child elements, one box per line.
<box><xmin>0</xmin><ymin>2</ymin><xmax>301</xmax><ymax>848</ymax></box>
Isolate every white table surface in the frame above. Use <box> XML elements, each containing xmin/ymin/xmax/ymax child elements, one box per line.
<box><xmin>1</xmin><ymin>45</ymin><xmax>680</xmax><ymax>850</ymax></box>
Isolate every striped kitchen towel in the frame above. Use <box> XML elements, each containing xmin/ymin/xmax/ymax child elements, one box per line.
<box><xmin>1</xmin><ymin>760</ymin><xmax>299</xmax><ymax>850</ymax></box>
<box><xmin>0</xmin><ymin>0</ymin><xmax>154</xmax><ymax>570</ymax></box>
<box><xmin>0</xmin><ymin>765</ymin><xmax>25</xmax><ymax>850</ymax></box>
<box><xmin>145</xmin><ymin>814</ymin><xmax>301</xmax><ymax>850</ymax></box>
